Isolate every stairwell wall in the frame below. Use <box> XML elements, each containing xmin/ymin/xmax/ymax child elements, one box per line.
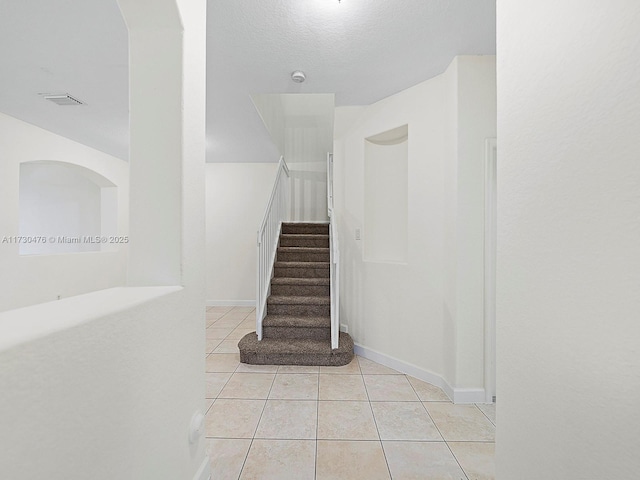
<box><xmin>334</xmin><ymin>55</ymin><xmax>496</xmax><ymax>400</ymax></box>
<box><xmin>206</xmin><ymin>162</ymin><xmax>279</xmax><ymax>305</ymax></box>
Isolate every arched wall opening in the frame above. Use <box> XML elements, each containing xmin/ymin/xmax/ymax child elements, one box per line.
<box><xmin>18</xmin><ymin>160</ymin><xmax>118</xmax><ymax>255</ymax></box>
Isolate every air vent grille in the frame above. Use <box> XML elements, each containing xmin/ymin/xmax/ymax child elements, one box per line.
<box><xmin>39</xmin><ymin>93</ymin><xmax>85</xmax><ymax>106</ymax></box>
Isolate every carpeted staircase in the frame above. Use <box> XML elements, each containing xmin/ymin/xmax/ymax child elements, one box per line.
<box><xmin>238</xmin><ymin>222</ymin><xmax>354</xmax><ymax>366</ymax></box>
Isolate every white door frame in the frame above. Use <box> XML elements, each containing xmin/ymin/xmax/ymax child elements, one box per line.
<box><xmin>484</xmin><ymin>138</ymin><xmax>497</xmax><ymax>404</ymax></box>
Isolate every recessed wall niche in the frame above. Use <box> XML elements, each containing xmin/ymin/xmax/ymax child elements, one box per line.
<box><xmin>364</xmin><ymin>125</ymin><xmax>408</xmax><ymax>264</ymax></box>
<box><xmin>19</xmin><ymin>161</ymin><xmax>118</xmax><ymax>255</ymax></box>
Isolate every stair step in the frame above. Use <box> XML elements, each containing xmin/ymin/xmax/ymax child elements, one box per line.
<box><xmin>270</xmin><ymin>283</ymin><xmax>330</xmax><ymax>297</ymax></box>
<box><xmin>282</xmin><ymin>222</ymin><xmax>329</xmax><ymax>235</ymax></box>
<box><xmin>280</xmin><ymin>234</ymin><xmax>329</xmax><ymax>248</ymax></box>
<box><xmin>263</xmin><ymin>315</ymin><xmax>331</xmax><ymax>328</ymax></box>
<box><xmin>274</xmin><ymin>261</ymin><xmax>329</xmax><ymax>279</ymax></box>
<box><xmin>262</xmin><ymin>315</ymin><xmax>331</xmax><ymax>340</ymax></box>
<box><xmin>274</xmin><ymin>261</ymin><xmax>329</xmax><ymax>269</ymax></box>
<box><xmin>267</xmin><ymin>295</ymin><xmax>330</xmax><ymax>305</ymax></box>
<box><xmin>266</xmin><ymin>295</ymin><xmax>330</xmax><ymax>316</ymax></box>
<box><xmin>277</xmin><ymin>247</ymin><xmax>330</xmax><ymax>263</ymax></box>
<box><xmin>271</xmin><ymin>277</ymin><xmax>330</xmax><ymax>285</ymax></box>
<box><xmin>270</xmin><ymin>277</ymin><xmax>330</xmax><ymax>296</ymax></box>
<box><xmin>238</xmin><ymin>332</ymin><xmax>354</xmax><ymax>366</ymax></box>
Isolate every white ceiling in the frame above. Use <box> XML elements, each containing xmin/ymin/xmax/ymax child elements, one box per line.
<box><xmin>0</xmin><ymin>0</ymin><xmax>495</xmax><ymax>163</ymax></box>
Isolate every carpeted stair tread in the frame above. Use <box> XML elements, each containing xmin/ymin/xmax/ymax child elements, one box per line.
<box><xmin>282</xmin><ymin>222</ymin><xmax>329</xmax><ymax>227</ymax></box>
<box><xmin>280</xmin><ymin>234</ymin><xmax>329</xmax><ymax>240</ymax></box>
<box><xmin>267</xmin><ymin>295</ymin><xmax>330</xmax><ymax>305</ymax></box>
<box><xmin>262</xmin><ymin>315</ymin><xmax>331</xmax><ymax>328</ymax></box>
<box><xmin>278</xmin><ymin>247</ymin><xmax>329</xmax><ymax>253</ymax></box>
<box><xmin>238</xmin><ymin>332</ymin><xmax>354</xmax><ymax>366</ymax></box>
<box><xmin>282</xmin><ymin>223</ymin><xmax>329</xmax><ymax>235</ymax></box>
<box><xmin>274</xmin><ymin>261</ymin><xmax>329</xmax><ymax>269</ymax></box>
<box><xmin>271</xmin><ymin>277</ymin><xmax>331</xmax><ymax>285</ymax></box>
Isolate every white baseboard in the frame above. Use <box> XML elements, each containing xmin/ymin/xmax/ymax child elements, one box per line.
<box><xmin>206</xmin><ymin>300</ymin><xmax>255</xmax><ymax>307</ymax></box>
<box><xmin>340</xmin><ymin>323</ymin><xmax>349</xmax><ymax>333</ymax></box>
<box><xmin>353</xmin><ymin>344</ymin><xmax>487</xmax><ymax>404</ymax></box>
<box><xmin>193</xmin><ymin>456</ymin><xmax>211</xmax><ymax>480</ymax></box>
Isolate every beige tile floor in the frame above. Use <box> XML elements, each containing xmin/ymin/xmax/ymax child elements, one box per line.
<box><xmin>205</xmin><ymin>306</ymin><xmax>496</xmax><ymax>480</ymax></box>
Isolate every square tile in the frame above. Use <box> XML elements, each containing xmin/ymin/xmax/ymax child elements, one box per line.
<box><xmin>206</xmin><ymin>317</ymin><xmax>219</xmax><ymax>327</ymax></box>
<box><xmin>207</xmin><ymin>306</ymin><xmax>234</xmax><ymax>314</ymax></box>
<box><xmin>383</xmin><ymin>441</ymin><xmax>465</xmax><ymax>479</ymax></box>
<box><xmin>206</xmin><ymin>353</ymin><xmax>240</xmax><ymax>373</ymax></box>
<box><xmin>357</xmin><ymin>356</ymin><xmax>401</xmax><ymax>374</ymax></box>
<box><xmin>205</xmin><ymin>398</ymin><xmax>265</xmax><ymax>438</ymax></box>
<box><xmin>238</xmin><ymin>319</ymin><xmax>257</xmax><ymax>329</ymax></box>
<box><xmin>269</xmin><ymin>374</ymin><xmax>319</xmax><ymax>400</ymax></box>
<box><xmin>206</xmin><ymin>327</ymin><xmax>234</xmax><ymax>339</ymax></box>
<box><xmin>363</xmin><ymin>375</ymin><xmax>419</xmax><ymax>401</ymax></box>
<box><xmin>319</xmin><ymin>357</ymin><xmax>361</xmax><ymax>374</ymax></box>
<box><xmin>233</xmin><ymin>307</ymin><xmax>256</xmax><ymax>315</ymax></box>
<box><xmin>448</xmin><ymin>442</ymin><xmax>496</xmax><ymax>480</ymax></box>
<box><xmin>226</xmin><ymin>328</ymin><xmax>256</xmax><ymax>340</ymax></box>
<box><xmin>206</xmin><ymin>438</ymin><xmax>251</xmax><ymax>480</ymax></box>
<box><xmin>319</xmin><ymin>374</ymin><xmax>368</xmax><ymax>401</ymax></box>
<box><xmin>205</xmin><ymin>372</ymin><xmax>232</xmax><ymax>398</ymax></box>
<box><xmin>476</xmin><ymin>402</ymin><xmax>496</xmax><ymax>425</ymax></box>
<box><xmin>407</xmin><ymin>376</ymin><xmax>450</xmax><ymax>402</ymax></box>
<box><xmin>424</xmin><ymin>402</ymin><xmax>495</xmax><ymax>441</ymax></box>
<box><xmin>317</xmin><ymin>401</ymin><xmax>378</xmax><ymax>440</ymax></box>
<box><xmin>205</xmin><ymin>338</ymin><xmax>222</xmax><ymax>353</ymax></box>
<box><xmin>278</xmin><ymin>365</ymin><xmax>320</xmax><ymax>374</ymax></box>
<box><xmin>240</xmin><ymin>439</ymin><xmax>315</xmax><ymax>480</ymax></box>
<box><xmin>370</xmin><ymin>402</ymin><xmax>442</xmax><ymax>441</ymax></box>
<box><xmin>236</xmin><ymin>363</ymin><xmax>279</xmax><ymax>373</ymax></box>
<box><xmin>218</xmin><ymin>372</ymin><xmax>275</xmax><ymax>399</ymax></box>
<box><xmin>214</xmin><ymin>317</ymin><xmax>246</xmax><ymax>328</ymax></box>
<box><xmin>213</xmin><ymin>339</ymin><xmax>241</xmax><ymax>354</ymax></box>
<box><xmin>255</xmin><ymin>400</ymin><xmax>318</xmax><ymax>439</ymax></box>
<box><xmin>316</xmin><ymin>440</ymin><xmax>390</xmax><ymax>480</ymax></box>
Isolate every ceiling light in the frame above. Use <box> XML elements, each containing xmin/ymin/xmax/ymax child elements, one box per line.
<box><xmin>291</xmin><ymin>71</ymin><xmax>306</xmax><ymax>83</ymax></box>
<box><xmin>39</xmin><ymin>93</ymin><xmax>85</xmax><ymax>106</ymax></box>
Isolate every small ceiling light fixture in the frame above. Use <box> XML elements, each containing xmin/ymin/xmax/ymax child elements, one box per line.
<box><xmin>291</xmin><ymin>71</ymin><xmax>306</xmax><ymax>83</ymax></box>
<box><xmin>38</xmin><ymin>93</ymin><xmax>85</xmax><ymax>106</ymax></box>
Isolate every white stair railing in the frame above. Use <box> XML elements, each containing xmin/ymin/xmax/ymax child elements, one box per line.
<box><xmin>256</xmin><ymin>156</ymin><xmax>290</xmax><ymax>340</ymax></box>
<box><xmin>327</xmin><ymin>153</ymin><xmax>340</xmax><ymax>349</ymax></box>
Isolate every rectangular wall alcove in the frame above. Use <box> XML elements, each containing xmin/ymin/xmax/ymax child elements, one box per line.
<box><xmin>364</xmin><ymin>125</ymin><xmax>408</xmax><ymax>263</ymax></box>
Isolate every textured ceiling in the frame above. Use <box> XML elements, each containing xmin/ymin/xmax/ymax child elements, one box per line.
<box><xmin>0</xmin><ymin>0</ymin><xmax>496</xmax><ymax>163</ymax></box>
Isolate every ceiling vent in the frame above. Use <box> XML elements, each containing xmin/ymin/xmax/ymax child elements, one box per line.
<box><xmin>39</xmin><ymin>93</ymin><xmax>85</xmax><ymax>106</ymax></box>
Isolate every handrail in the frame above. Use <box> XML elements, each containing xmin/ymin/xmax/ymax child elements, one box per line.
<box><xmin>327</xmin><ymin>153</ymin><xmax>340</xmax><ymax>349</ymax></box>
<box><xmin>256</xmin><ymin>156</ymin><xmax>290</xmax><ymax>340</ymax></box>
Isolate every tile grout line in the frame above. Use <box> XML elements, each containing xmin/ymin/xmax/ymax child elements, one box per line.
<box><xmin>361</xmin><ymin>358</ymin><xmax>392</xmax><ymax>480</ymax></box>
<box><xmin>235</xmin><ymin>318</ymin><xmax>276</xmax><ymax>479</ymax></box>
<box><xmin>409</xmin><ymin>381</ymin><xmax>470</xmax><ymax>480</ymax></box>
<box><xmin>474</xmin><ymin>402</ymin><xmax>497</xmax><ymax>427</ymax></box>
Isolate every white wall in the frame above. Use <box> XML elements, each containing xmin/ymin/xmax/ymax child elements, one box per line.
<box><xmin>0</xmin><ymin>1</ymin><xmax>208</xmax><ymax>479</ymax></box>
<box><xmin>206</xmin><ymin>162</ymin><xmax>278</xmax><ymax>304</ymax></box>
<box><xmin>0</xmin><ymin>112</ymin><xmax>129</xmax><ymax>312</ymax></box>
<box><xmin>453</xmin><ymin>56</ymin><xmax>497</xmax><ymax>388</ymax></box>
<box><xmin>496</xmin><ymin>2</ymin><xmax>640</xmax><ymax>478</ymax></box>
<box><xmin>334</xmin><ymin>55</ymin><xmax>496</xmax><ymax>401</ymax></box>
